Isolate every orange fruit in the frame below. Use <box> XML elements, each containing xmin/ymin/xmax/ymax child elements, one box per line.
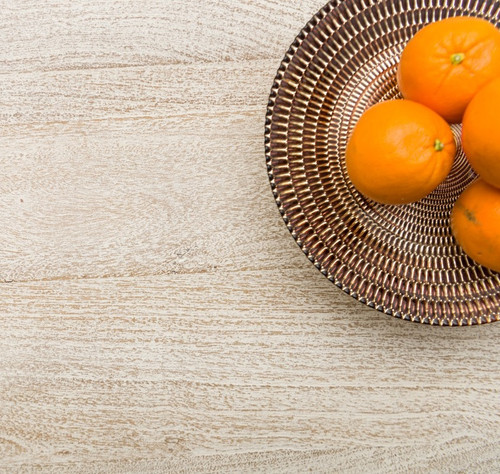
<box><xmin>397</xmin><ymin>16</ymin><xmax>500</xmax><ymax>123</ymax></box>
<box><xmin>346</xmin><ymin>99</ymin><xmax>456</xmax><ymax>205</ymax></box>
<box><xmin>451</xmin><ymin>178</ymin><xmax>500</xmax><ymax>272</ymax></box>
<box><xmin>462</xmin><ymin>77</ymin><xmax>500</xmax><ymax>188</ymax></box>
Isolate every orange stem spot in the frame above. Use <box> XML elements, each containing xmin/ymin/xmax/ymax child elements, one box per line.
<box><xmin>434</xmin><ymin>139</ymin><xmax>444</xmax><ymax>151</ymax></box>
<box><xmin>450</xmin><ymin>52</ymin><xmax>465</xmax><ymax>65</ymax></box>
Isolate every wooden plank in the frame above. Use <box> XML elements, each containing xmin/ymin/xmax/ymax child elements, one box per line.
<box><xmin>0</xmin><ymin>0</ymin><xmax>325</xmax><ymax>74</ymax></box>
<box><xmin>0</xmin><ymin>59</ymin><xmax>307</xmax><ymax>282</ymax></box>
<box><xmin>0</xmin><ymin>271</ymin><xmax>499</xmax><ymax>470</ymax></box>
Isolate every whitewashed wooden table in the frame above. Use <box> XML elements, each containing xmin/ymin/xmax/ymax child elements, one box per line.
<box><xmin>1</xmin><ymin>1</ymin><xmax>499</xmax><ymax>472</ymax></box>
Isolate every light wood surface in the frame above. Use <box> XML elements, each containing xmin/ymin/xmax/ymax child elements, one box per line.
<box><xmin>1</xmin><ymin>1</ymin><xmax>499</xmax><ymax>472</ymax></box>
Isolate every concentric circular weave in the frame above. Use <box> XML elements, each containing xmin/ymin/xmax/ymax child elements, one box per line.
<box><xmin>265</xmin><ymin>0</ymin><xmax>500</xmax><ymax>325</ymax></box>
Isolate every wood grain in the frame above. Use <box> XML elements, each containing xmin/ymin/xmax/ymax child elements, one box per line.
<box><xmin>0</xmin><ymin>58</ymin><xmax>294</xmax><ymax>282</ymax></box>
<box><xmin>2</xmin><ymin>271</ymin><xmax>500</xmax><ymax>472</ymax></box>
<box><xmin>0</xmin><ymin>0</ymin><xmax>499</xmax><ymax>472</ymax></box>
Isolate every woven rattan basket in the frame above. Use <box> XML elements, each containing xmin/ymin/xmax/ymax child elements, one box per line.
<box><xmin>265</xmin><ymin>0</ymin><xmax>500</xmax><ymax>326</ymax></box>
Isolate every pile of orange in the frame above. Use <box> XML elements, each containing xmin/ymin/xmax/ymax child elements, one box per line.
<box><xmin>345</xmin><ymin>16</ymin><xmax>500</xmax><ymax>272</ymax></box>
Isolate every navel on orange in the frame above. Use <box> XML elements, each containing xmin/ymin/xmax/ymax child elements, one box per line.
<box><xmin>345</xmin><ymin>99</ymin><xmax>456</xmax><ymax>205</ymax></box>
<box><xmin>451</xmin><ymin>178</ymin><xmax>500</xmax><ymax>272</ymax></box>
<box><xmin>397</xmin><ymin>16</ymin><xmax>500</xmax><ymax>123</ymax></box>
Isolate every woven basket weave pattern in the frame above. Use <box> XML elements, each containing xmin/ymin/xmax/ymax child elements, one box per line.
<box><xmin>265</xmin><ymin>0</ymin><xmax>500</xmax><ymax>325</ymax></box>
